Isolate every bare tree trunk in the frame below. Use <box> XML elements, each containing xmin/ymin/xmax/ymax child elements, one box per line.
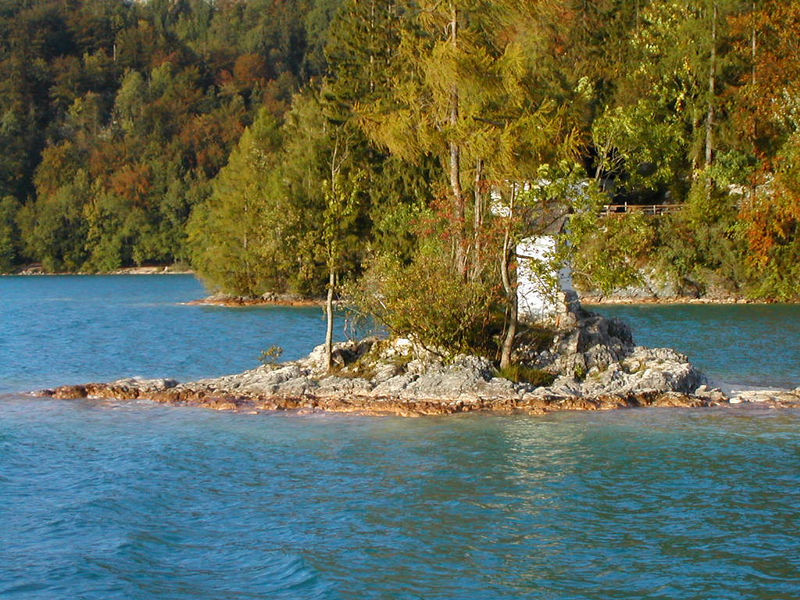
<box><xmin>448</xmin><ymin>2</ymin><xmax>466</xmax><ymax>275</ymax></box>
<box><xmin>449</xmin><ymin>138</ymin><xmax>464</xmax><ymax>225</ymax></box>
<box><xmin>499</xmin><ymin>223</ymin><xmax>517</xmax><ymax>370</ymax></box>
<box><xmin>368</xmin><ymin>0</ymin><xmax>376</xmax><ymax>94</ymax></box>
<box><xmin>705</xmin><ymin>2</ymin><xmax>717</xmax><ymax>168</ymax></box>
<box><xmin>472</xmin><ymin>158</ymin><xmax>484</xmax><ymax>279</ymax></box>
<box><xmin>750</xmin><ymin>1</ymin><xmax>758</xmax><ymax>201</ymax></box>
<box><xmin>751</xmin><ymin>1</ymin><xmax>756</xmax><ymax>88</ymax></box>
<box><xmin>324</xmin><ymin>268</ymin><xmax>335</xmax><ymax>372</ymax></box>
<box><xmin>499</xmin><ymin>186</ymin><xmax>518</xmax><ymax>370</ymax></box>
<box><xmin>751</xmin><ymin>1</ymin><xmax>757</xmax><ymax>146</ymax></box>
<box><xmin>324</xmin><ymin>137</ymin><xmax>341</xmax><ymax>374</ymax></box>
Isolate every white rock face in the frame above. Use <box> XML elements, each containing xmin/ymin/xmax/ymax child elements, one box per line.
<box><xmin>517</xmin><ymin>235</ymin><xmax>574</xmax><ymax>322</ymax></box>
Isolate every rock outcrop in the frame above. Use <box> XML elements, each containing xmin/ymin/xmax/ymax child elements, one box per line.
<box><xmin>185</xmin><ymin>292</ymin><xmax>320</xmax><ymax>307</ymax></box>
<box><xmin>37</xmin><ymin>293</ymin><xmax>736</xmax><ymax>416</ymax></box>
<box><xmin>517</xmin><ymin>296</ymin><xmax>706</xmax><ymax>398</ymax></box>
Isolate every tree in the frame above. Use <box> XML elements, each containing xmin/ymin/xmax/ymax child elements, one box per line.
<box><xmin>325</xmin><ymin>0</ymin><xmax>434</xmax><ymax>264</ymax></box>
<box><xmin>593</xmin><ymin>0</ymin><xmax>748</xmax><ymax>198</ymax></box>
<box><xmin>20</xmin><ymin>172</ymin><xmax>91</xmax><ymax>272</ymax></box>
<box><xmin>344</xmin><ymin>1</ymin><xmax>584</xmax><ymax>363</ymax></box>
<box><xmin>188</xmin><ymin>109</ymin><xmax>287</xmax><ymax>295</ymax></box>
<box><xmin>321</xmin><ymin>144</ymin><xmax>363</xmax><ymax>371</ymax></box>
<box><xmin>0</xmin><ymin>196</ymin><xmax>22</xmax><ymax>272</ymax></box>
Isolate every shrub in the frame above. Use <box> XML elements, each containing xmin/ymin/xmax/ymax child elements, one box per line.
<box><xmin>345</xmin><ymin>240</ymin><xmax>504</xmax><ymax>358</ymax></box>
<box><xmin>259</xmin><ymin>345</ymin><xmax>284</xmax><ymax>366</ymax></box>
<box><xmin>656</xmin><ymin>174</ymin><xmax>748</xmax><ymax>294</ymax></box>
<box><xmin>573</xmin><ymin>212</ymin><xmax>657</xmax><ymax>294</ymax></box>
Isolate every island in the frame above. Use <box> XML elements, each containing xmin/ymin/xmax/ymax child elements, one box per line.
<box><xmin>38</xmin><ymin>291</ymin><xmax>800</xmax><ymax>416</ymax></box>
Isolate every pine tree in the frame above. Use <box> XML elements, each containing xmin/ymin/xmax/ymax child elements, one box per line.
<box><xmin>187</xmin><ymin>109</ymin><xmax>288</xmax><ymax>296</ymax></box>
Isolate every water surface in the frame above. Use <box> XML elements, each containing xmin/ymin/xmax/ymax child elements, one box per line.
<box><xmin>1</xmin><ymin>398</ymin><xmax>798</xmax><ymax>599</ymax></box>
<box><xmin>0</xmin><ymin>275</ymin><xmax>327</xmax><ymax>393</ymax></box>
<box><xmin>1</xmin><ymin>276</ymin><xmax>799</xmax><ymax>599</ymax></box>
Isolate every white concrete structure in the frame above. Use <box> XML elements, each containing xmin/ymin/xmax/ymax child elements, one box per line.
<box><xmin>488</xmin><ymin>178</ymin><xmax>584</xmax><ymax>323</ymax></box>
<box><xmin>516</xmin><ymin>235</ymin><xmax>574</xmax><ymax>322</ymax></box>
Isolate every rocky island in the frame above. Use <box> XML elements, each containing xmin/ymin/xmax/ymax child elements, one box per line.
<box><xmin>41</xmin><ymin>292</ymin><xmax>800</xmax><ymax>416</ymax></box>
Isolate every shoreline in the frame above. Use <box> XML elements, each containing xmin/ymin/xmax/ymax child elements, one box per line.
<box><xmin>35</xmin><ymin>375</ymin><xmax>800</xmax><ymax>417</ymax></box>
<box><xmin>1</xmin><ymin>265</ymin><xmax>193</xmax><ymax>276</ymax></box>
<box><xmin>37</xmin><ymin>380</ymin><xmax>721</xmax><ymax>416</ymax></box>
<box><xmin>2</xmin><ymin>271</ymin><xmax>794</xmax><ymax>305</ymax></box>
<box><xmin>187</xmin><ymin>293</ymin><xmax>792</xmax><ymax>308</ymax></box>
<box><xmin>580</xmin><ymin>295</ymin><xmax>768</xmax><ymax>305</ymax></box>
<box><xmin>185</xmin><ymin>294</ymin><xmax>322</xmax><ymax>308</ymax></box>
<box><xmin>30</xmin><ymin>300</ymin><xmax>800</xmax><ymax>417</ymax></box>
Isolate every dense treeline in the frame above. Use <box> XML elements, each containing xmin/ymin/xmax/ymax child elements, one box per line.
<box><xmin>1</xmin><ymin>1</ymin><xmax>799</xmax><ymax>323</ymax></box>
<box><xmin>0</xmin><ymin>0</ymin><xmax>340</xmax><ymax>272</ymax></box>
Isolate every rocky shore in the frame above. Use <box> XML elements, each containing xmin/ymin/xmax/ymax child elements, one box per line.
<box><xmin>39</xmin><ymin>293</ymin><xmax>800</xmax><ymax>416</ymax></box>
<box><xmin>580</xmin><ymin>294</ymin><xmax>757</xmax><ymax>305</ymax></box>
<box><xmin>185</xmin><ymin>291</ymin><xmax>321</xmax><ymax>308</ymax></box>
<box><xmin>576</xmin><ymin>268</ymin><xmax>756</xmax><ymax>304</ymax></box>
<box><xmin>4</xmin><ymin>264</ymin><xmax>192</xmax><ymax>276</ymax></box>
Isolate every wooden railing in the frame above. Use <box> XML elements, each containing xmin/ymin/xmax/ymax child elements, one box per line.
<box><xmin>600</xmin><ymin>203</ymin><xmax>683</xmax><ymax>217</ymax></box>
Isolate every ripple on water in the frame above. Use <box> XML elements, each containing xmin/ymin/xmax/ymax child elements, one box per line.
<box><xmin>1</xmin><ymin>400</ymin><xmax>800</xmax><ymax>599</ymax></box>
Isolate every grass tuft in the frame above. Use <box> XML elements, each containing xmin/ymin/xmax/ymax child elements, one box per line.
<box><xmin>497</xmin><ymin>364</ymin><xmax>556</xmax><ymax>387</ymax></box>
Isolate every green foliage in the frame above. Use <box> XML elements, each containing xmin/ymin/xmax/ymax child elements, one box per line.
<box><xmin>593</xmin><ymin>100</ymin><xmax>689</xmax><ymax>192</ymax></box>
<box><xmin>0</xmin><ymin>196</ymin><xmax>22</xmax><ymax>272</ymax></box>
<box><xmin>346</xmin><ymin>241</ymin><xmax>503</xmax><ymax>357</ymax></box>
<box><xmin>574</xmin><ymin>171</ymin><xmax>753</xmax><ymax>298</ymax></box>
<box><xmin>322</xmin><ymin>166</ymin><xmax>364</xmax><ymax>276</ymax></box>
<box><xmin>0</xmin><ymin>0</ymin><xmax>334</xmax><ymax>273</ymax></box>
<box><xmin>656</xmin><ymin>173</ymin><xmax>747</xmax><ymax>294</ymax></box>
<box><xmin>0</xmin><ymin>0</ymin><xmax>797</xmax><ymax>311</ymax></box>
<box><xmin>259</xmin><ymin>345</ymin><xmax>284</xmax><ymax>367</ymax></box>
<box><xmin>20</xmin><ymin>175</ymin><xmax>91</xmax><ymax>272</ymax></box>
<box><xmin>187</xmin><ymin>109</ymin><xmax>289</xmax><ymax>296</ymax></box>
<box><xmin>573</xmin><ymin>213</ymin><xmax>657</xmax><ymax>295</ymax></box>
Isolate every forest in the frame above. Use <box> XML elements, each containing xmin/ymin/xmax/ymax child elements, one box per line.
<box><xmin>1</xmin><ymin>1</ymin><xmax>799</xmax><ymax>344</ymax></box>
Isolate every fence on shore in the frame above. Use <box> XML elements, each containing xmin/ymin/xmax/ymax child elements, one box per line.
<box><xmin>600</xmin><ymin>203</ymin><xmax>683</xmax><ymax>217</ymax></box>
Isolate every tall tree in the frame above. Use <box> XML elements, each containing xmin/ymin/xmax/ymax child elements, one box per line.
<box><xmin>321</xmin><ymin>142</ymin><xmax>363</xmax><ymax>371</ymax></box>
<box><xmin>187</xmin><ymin>109</ymin><xmax>287</xmax><ymax>296</ymax></box>
<box><xmin>593</xmin><ymin>0</ymin><xmax>747</xmax><ymax>198</ymax></box>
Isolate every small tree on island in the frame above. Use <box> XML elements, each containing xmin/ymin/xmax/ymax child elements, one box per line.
<box><xmin>321</xmin><ymin>135</ymin><xmax>364</xmax><ymax>372</ymax></box>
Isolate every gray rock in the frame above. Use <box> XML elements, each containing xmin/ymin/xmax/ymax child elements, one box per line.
<box><xmin>168</xmin><ymin>294</ymin><xmax>708</xmax><ymax>406</ymax></box>
<box><xmin>731</xmin><ymin>389</ymin><xmax>800</xmax><ymax>405</ymax></box>
<box><xmin>110</xmin><ymin>377</ymin><xmax>178</xmax><ymax>392</ymax></box>
<box><xmin>315</xmin><ymin>376</ymin><xmax>374</xmax><ymax>396</ymax></box>
<box><xmin>371</xmin><ymin>372</ymin><xmax>419</xmax><ymax>397</ymax></box>
<box><xmin>398</xmin><ymin>356</ymin><xmax>494</xmax><ymax>400</ymax></box>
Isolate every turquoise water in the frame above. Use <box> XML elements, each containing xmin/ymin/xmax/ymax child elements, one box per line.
<box><xmin>0</xmin><ymin>275</ymin><xmax>328</xmax><ymax>394</ymax></box>
<box><xmin>1</xmin><ymin>276</ymin><xmax>799</xmax><ymax>599</ymax></box>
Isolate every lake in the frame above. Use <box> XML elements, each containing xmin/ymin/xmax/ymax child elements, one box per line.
<box><xmin>1</xmin><ymin>275</ymin><xmax>798</xmax><ymax>599</ymax></box>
